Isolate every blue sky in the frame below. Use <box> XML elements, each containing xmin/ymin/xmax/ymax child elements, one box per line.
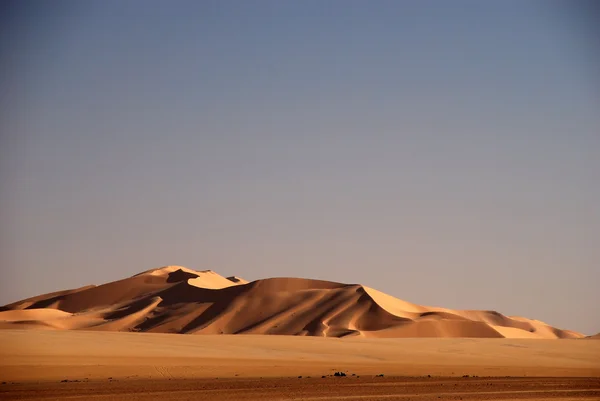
<box><xmin>1</xmin><ymin>1</ymin><xmax>598</xmax><ymax>334</ymax></box>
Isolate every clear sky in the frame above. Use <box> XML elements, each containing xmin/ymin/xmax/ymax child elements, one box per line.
<box><xmin>1</xmin><ymin>1</ymin><xmax>598</xmax><ymax>335</ymax></box>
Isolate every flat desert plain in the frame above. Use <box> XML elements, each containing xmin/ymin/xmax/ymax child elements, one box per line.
<box><xmin>1</xmin><ymin>329</ymin><xmax>599</xmax><ymax>400</ymax></box>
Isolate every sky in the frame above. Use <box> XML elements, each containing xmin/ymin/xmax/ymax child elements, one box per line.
<box><xmin>1</xmin><ymin>1</ymin><xmax>598</xmax><ymax>335</ymax></box>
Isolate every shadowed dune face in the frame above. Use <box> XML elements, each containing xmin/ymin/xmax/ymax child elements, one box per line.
<box><xmin>0</xmin><ymin>266</ymin><xmax>585</xmax><ymax>339</ymax></box>
<box><xmin>226</xmin><ymin>276</ymin><xmax>249</xmax><ymax>284</ymax></box>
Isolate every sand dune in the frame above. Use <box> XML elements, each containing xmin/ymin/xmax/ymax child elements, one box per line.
<box><xmin>0</xmin><ymin>266</ymin><xmax>585</xmax><ymax>338</ymax></box>
<box><xmin>0</xmin><ymin>309</ymin><xmax>72</xmax><ymax>322</ymax></box>
<box><xmin>226</xmin><ymin>275</ymin><xmax>249</xmax><ymax>284</ymax></box>
<box><xmin>585</xmin><ymin>333</ymin><xmax>600</xmax><ymax>340</ymax></box>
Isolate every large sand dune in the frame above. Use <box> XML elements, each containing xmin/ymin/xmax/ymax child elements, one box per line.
<box><xmin>0</xmin><ymin>266</ymin><xmax>584</xmax><ymax>339</ymax></box>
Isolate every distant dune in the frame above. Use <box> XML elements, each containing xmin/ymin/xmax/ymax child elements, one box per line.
<box><xmin>0</xmin><ymin>266</ymin><xmax>584</xmax><ymax>339</ymax></box>
<box><xmin>585</xmin><ymin>333</ymin><xmax>600</xmax><ymax>340</ymax></box>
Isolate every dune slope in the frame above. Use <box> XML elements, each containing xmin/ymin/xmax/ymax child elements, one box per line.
<box><xmin>0</xmin><ymin>266</ymin><xmax>583</xmax><ymax>339</ymax></box>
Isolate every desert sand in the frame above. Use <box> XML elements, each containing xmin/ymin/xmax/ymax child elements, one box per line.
<box><xmin>1</xmin><ymin>329</ymin><xmax>599</xmax><ymax>400</ymax></box>
<box><xmin>1</xmin><ymin>329</ymin><xmax>599</xmax><ymax>383</ymax></box>
<box><xmin>1</xmin><ymin>266</ymin><xmax>599</xmax><ymax>400</ymax></box>
<box><xmin>2</xmin><ymin>377</ymin><xmax>599</xmax><ymax>401</ymax></box>
<box><xmin>0</xmin><ymin>266</ymin><xmax>586</xmax><ymax>338</ymax></box>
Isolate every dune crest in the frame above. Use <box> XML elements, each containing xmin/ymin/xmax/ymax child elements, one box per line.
<box><xmin>0</xmin><ymin>266</ymin><xmax>583</xmax><ymax>339</ymax></box>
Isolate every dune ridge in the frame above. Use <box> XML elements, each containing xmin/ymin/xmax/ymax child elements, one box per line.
<box><xmin>0</xmin><ymin>266</ymin><xmax>583</xmax><ymax>339</ymax></box>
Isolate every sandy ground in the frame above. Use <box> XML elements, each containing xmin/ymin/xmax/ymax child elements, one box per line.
<box><xmin>1</xmin><ymin>329</ymin><xmax>599</xmax><ymax>384</ymax></box>
<box><xmin>1</xmin><ymin>377</ymin><xmax>599</xmax><ymax>400</ymax></box>
<box><xmin>1</xmin><ymin>267</ymin><xmax>585</xmax><ymax>339</ymax></box>
<box><xmin>1</xmin><ymin>330</ymin><xmax>599</xmax><ymax>400</ymax></box>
